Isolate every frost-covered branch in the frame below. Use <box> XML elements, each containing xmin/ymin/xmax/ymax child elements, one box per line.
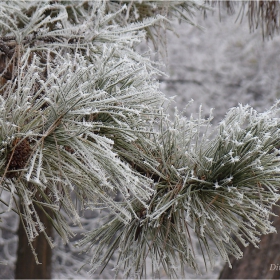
<box><xmin>1</xmin><ymin>0</ymin><xmax>280</xmax><ymax>279</ymax></box>
<box><xmin>79</xmin><ymin>103</ymin><xmax>280</xmax><ymax>278</ymax></box>
<box><xmin>0</xmin><ymin>0</ymin><xmax>165</xmax><ymax>248</ymax></box>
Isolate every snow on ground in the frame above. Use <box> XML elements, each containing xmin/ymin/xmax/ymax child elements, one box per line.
<box><xmin>1</xmin><ymin>6</ymin><xmax>280</xmax><ymax>279</ymax></box>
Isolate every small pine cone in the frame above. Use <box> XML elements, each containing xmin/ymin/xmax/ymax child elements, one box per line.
<box><xmin>6</xmin><ymin>138</ymin><xmax>32</xmax><ymax>178</ymax></box>
<box><xmin>64</xmin><ymin>145</ymin><xmax>74</xmax><ymax>154</ymax></box>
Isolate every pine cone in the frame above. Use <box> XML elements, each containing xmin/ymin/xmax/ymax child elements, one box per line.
<box><xmin>6</xmin><ymin>138</ymin><xmax>31</xmax><ymax>178</ymax></box>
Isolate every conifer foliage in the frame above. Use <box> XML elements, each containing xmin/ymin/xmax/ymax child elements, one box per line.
<box><xmin>1</xmin><ymin>1</ymin><xmax>280</xmax><ymax>278</ymax></box>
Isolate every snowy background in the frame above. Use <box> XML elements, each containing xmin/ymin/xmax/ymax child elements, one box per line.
<box><xmin>1</xmin><ymin>7</ymin><xmax>280</xmax><ymax>279</ymax></box>
<box><xmin>161</xmin><ymin>9</ymin><xmax>280</xmax><ymax>124</ymax></box>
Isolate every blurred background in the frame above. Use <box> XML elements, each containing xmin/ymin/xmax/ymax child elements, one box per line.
<box><xmin>1</xmin><ymin>5</ymin><xmax>280</xmax><ymax>279</ymax></box>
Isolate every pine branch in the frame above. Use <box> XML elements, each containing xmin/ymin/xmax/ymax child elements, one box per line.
<box><xmin>79</xmin><ymin>104</ymin><xmax>280</xmax><ymax>278</ymax></box>
<box><xmin>1</xmin><ymin>1</ymin><xmax>280</xmax><ymax>278</ymax></box>
<box><xmin>206</xmin><ymin>1</ymin><xmax>280</xmax><ymax>39</ymax></box>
